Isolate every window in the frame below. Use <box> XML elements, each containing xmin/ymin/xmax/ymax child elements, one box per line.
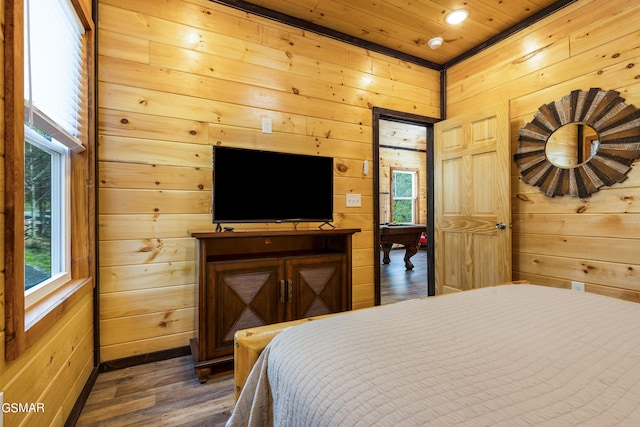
<box><xmin>4</xmin><ymin>0</ymin><xmax>93</xmax><ymax>360</ymax></box>
<box><xmin>391</xmin><ymin>169</ymin><xmax>418</xmax><ymax>224</ymax></box>
<box><xmin>23</xmin><ymin>0</ymin><xmax>83</xmax><ymax>307</ymax></box>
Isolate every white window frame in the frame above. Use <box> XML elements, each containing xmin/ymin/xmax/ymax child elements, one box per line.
<box><xmin>23</xmin><ymin>126</ymin><xmax>72</xmax><ymax>310</ymax></box>
<box><xmin>391</xmin><ymin>169</ymin><xmax>418</xmax><ymax>224</ymax></box>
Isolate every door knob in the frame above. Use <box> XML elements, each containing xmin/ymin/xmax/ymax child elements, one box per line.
<box><xmin>496</xmin><ymin>222</ymin><xmax>507</xmax><ymax>230</ymax></box>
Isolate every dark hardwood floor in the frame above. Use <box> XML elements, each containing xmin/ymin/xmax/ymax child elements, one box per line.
<box><xmin>380</xmin><ymin>248</ymin><xmax>428</xmax><ymax>305</ymax></box>
<box><xmin>76</xmin><ymin>250</ymin><xmax>426</xmax><ymax>426</ymax></box>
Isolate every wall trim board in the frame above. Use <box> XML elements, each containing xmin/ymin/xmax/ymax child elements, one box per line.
<box><xmin>98</xmin><ymin>345</ymin><xmax>192</xmax><ymax>372</ymax></box>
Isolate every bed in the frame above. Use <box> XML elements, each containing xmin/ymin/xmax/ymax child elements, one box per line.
<box><xmin>226</xmin><ymin>283</ymin><xmax>640</xmax><ymax>426</ymax></box>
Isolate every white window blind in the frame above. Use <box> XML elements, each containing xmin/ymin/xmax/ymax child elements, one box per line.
<box><xmin>24</xmin><ymin>0</ymin><xmax>85</xmax><ymax>152</ymax></box>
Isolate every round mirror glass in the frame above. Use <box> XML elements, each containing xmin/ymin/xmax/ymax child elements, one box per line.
<box><xmin>545</xmin><ymin>122</ymin><xmax>600</xmax><ymax>168</ymax></box>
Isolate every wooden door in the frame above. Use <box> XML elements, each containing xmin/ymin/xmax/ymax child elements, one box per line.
<box><xmin>434</xmin><ymin>102</ymin><xmax>511</xmax><ymax>294</ymax></box>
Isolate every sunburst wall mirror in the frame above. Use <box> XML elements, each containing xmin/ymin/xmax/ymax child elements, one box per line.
<box><xmin>514</xmin><ymin>88</ymin><xmax>640</xmax><ymax>198</ymax></box>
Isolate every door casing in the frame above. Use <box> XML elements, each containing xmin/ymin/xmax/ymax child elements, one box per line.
<box><xmin>373</xmin><ymin>107</ymin><xmax>437</xmax><ymax>305</ymax></box>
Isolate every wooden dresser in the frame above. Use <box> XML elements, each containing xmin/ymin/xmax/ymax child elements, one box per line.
<box><xmin>189</xmin><ymin>228</ymin><xmax>360</xmax><ymax>382</ymax></box>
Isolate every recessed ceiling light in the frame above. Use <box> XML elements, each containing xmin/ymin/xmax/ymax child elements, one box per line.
<box><xmin>445</xmin><ymin>9</ymin><xmax>468</xmax><ymax>25</ymax></box>
<box><xmin>428</xmin><ymin>37</ymin><xmax>443</xmax><ymax>49</ymax></box>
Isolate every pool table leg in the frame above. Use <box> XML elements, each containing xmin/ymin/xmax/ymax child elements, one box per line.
<box><xmin>403</xmin><ymin>244</ymin><xmax>418</xmax><ymax>270</ymax></box>
<box><xmin>381</xmin><ymin>243</ymin><xmax>392</xmax><ymax>264</ymax></box>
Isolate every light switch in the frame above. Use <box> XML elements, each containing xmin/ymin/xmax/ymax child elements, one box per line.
<box><xmin>261</xmin><ymin>118</ymin><xmax>272</xmax><ymax>134</ymax></box>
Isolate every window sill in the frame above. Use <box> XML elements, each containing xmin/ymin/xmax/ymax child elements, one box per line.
<box><xmin>25</xmin><ymin>277</ymin><xmax>93</xmax><ymax>337</ymax></box>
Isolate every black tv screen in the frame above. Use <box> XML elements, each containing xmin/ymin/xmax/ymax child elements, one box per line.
<box><xmin>212</xmin><ymin>146</ymin><xmax>334</xmax><ymax>223</ymax></box>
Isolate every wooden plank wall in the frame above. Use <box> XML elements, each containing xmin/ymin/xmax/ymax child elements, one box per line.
<box><xmin>447</xmin><ymin>0</ymin><xmax>640</xmax><ymax>301</ymax></box>
<box><xmin>97</xmin><ymin>0</ymin><xmax>440</xmax><ymax>361</ymax></box>
<box><xmin>0</xmin><ymin>1</ymin><xmax>95</xmax><ymax>425</ymax></box>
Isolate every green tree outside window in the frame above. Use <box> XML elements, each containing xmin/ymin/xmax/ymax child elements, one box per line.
<box><xmin>392</xmin><ymin>170</ymin><xmax>416</xmax><ymax>224</ymax></box>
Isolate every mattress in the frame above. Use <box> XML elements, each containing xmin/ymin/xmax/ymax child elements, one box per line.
<box><xmin>226</xmin><ymin>284</ymin><xmax>640</xmax><ymax>426</ymax></box>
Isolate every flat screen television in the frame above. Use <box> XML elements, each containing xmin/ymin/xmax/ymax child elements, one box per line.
<box><xmin>212</xmin><ymin>146</ymin><xmax>334</xmax><ymax>224</ymax></box>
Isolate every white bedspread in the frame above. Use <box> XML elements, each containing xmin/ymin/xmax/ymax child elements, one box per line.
<box><xmin>226</xmin><ymin>285</ymin><xmax>640</xmax><ymax>426</ymax></box>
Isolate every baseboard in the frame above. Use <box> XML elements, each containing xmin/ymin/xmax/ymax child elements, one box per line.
<box><xmin>98</xmin><ymin>345</ymin><xmax>191</xmax><ymax>372</ymax></box>
<box><xmin>64</xmin><ymin>366</ymin><xmax>99</xmax><ymax>427</ymax></box>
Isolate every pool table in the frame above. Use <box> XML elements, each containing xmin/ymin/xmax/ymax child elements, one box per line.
<box><xmin>379</xmin><ymin>224</ymin><xmax>427</xmax><ymax>270</ymax></box>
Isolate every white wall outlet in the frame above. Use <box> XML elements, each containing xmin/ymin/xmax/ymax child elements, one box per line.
<box><xmin>261</xmin><ymin>118</ymin><xmax>272</xmax><ymax>134</ymax></box>
<box><xmin>345</xmin><ymin>193</ymin><xmax>361</xmax><ymax>207</ymax></box>
<box><xmin>571</xmin><ymin>281</ymin><xmax>585</xmax><ymax>292</ymax></box>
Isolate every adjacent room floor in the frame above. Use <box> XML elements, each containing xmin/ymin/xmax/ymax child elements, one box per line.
<box><xmin>380</xmin><ymin>247</ymin><xmax>428</xmax><ymax>305</ymax></box>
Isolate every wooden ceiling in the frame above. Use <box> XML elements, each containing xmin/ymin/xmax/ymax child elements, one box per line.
<box><xmin>212</xmin><ymin>0</ymin><xmax>574</xmax><ymax>69</ymax></box>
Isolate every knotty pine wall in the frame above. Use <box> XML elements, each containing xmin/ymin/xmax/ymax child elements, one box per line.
<box><xmin>97</xmin><ymin>0</ymin><xmax>440</xmax><ymax>361</ymax></box>
<box><xmin>1</xmin><ymin>1</ymin><xmax>95</xmax><ymax>425</ymax></box>
<box><xmin>447</xmin><ymin>0</ymin><xmax>640</xmax><ymax>301</ymax></box>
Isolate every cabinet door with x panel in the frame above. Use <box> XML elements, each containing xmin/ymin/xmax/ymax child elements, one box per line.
<box><xmin>209</xmin><ymin>258</ymin><xmax>283</xmax><ymax>361</ymax></box>
<box><xmin>287</xmin><ymin>254</ymin><xmax>346</xmax><ymax>321</ymax></box>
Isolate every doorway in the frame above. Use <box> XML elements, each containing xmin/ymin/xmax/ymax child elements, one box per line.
<box><xmin>373</xmin><ymin>107</ymin><xmax>436</xmax><ymax>305</ymax></box>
